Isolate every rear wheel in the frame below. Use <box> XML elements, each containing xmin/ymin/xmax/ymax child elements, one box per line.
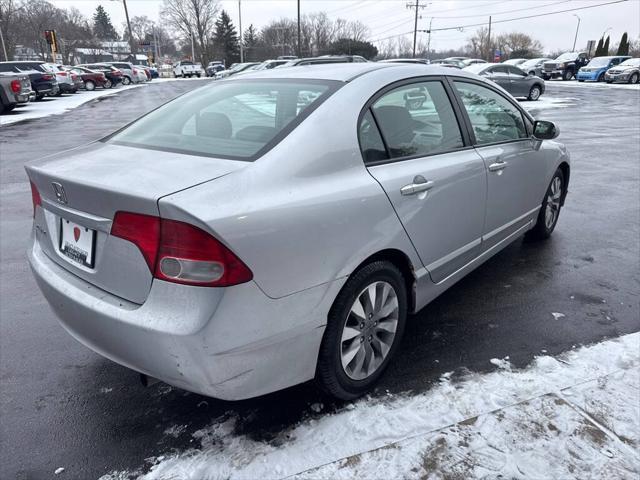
<box><xmin>85</xmin><ymin>80</ymin><xmax>95</xmax><ymax>91</ymax></box>
<box><xmin>629</xmin><ymin>72</ymin><xmax>639</xmax><ymax>84</ymax></box>
<box><xmin>35</xmin><ymin>93</ymin><xmax>45</xmax><ymax>101</ymax></box>
<box><xmin>528</xmin><ymin>85</ymin><xmax>541</xmax><ymax>101</ymax></box>
<box><xmin>104</xmin><ymin>79</ymin><xmax>113</xmax><ymax>89</ymax></box>
<box><xmin>526</xmin><ymin>168</ymin><xmax>565</xmax><ymax>241</ymax></box>
<box><xmin>316</xmin><ymin>260</ymin><xmax>407</xmax><ymax>400</ymax></box>
<box><xmin>123</xmin><ymin>76</ymin><xmax>131</xmax><ymax>85</ymax></box>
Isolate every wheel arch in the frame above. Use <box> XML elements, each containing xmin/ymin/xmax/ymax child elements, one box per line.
<box><xmin>349</xmin><ymin>248</ymin><xmax>418</xmax><ymax>313</ymax></box>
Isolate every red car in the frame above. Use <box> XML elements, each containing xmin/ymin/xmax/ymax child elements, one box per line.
<box><xmin>66</xmin><ymin>66</ymin><xmax>107</xmax><ymax>91</ymax></box>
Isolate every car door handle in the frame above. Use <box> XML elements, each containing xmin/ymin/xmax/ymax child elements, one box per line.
<box><xmin>488</xmin><ymin>160</ymin><xmax>508</xmax><ymax>172</ymax></box>
<box><xmin>400</xmin><ymin>178</ymin><xmax>434</xmax><ymax>196</ymax></box>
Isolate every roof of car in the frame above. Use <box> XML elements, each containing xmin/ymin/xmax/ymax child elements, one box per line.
<box><xmin>223</xmin><ymin>62</ymin><xmax>480</xmax><ymax>82</ymax></box>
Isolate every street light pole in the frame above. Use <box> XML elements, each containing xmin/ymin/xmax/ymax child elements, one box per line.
<box><xmin>572</xmin><ymin>14</ymin><xmax>580</xmax><ymax>51</ymax></box>
<box><xmin>238</xmin><ymin>0</ymin><xmax>243</xmax><ymax>62</ymax></box>
<box><xmin>0</xmin><ymin>25</ymin><xmax>8</xmax><ymax>61</ymax></box>
<box><xmin>122</xmin><ymin>0</ymin><xmax>135</xmax><ymax>55</ymax></box>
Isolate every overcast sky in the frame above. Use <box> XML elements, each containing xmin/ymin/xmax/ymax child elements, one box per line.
<box><xmin>53</xmin><ymin>0</ymin><xmax>639</xmax><ymax>53</ymax></box>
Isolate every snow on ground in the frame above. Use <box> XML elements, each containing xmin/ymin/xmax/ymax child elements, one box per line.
<box><xmin>547</xmin><ymin>80</ymin><xmax>640</xmax><ymax>91</ymax></box>
<box><xmin>520</xmin><ymin>96</ymin><xmax>577</xmax><ymax>111</ymax></box>
<box><xmin>0</xmin><ymin>77</ymin><xmax>214</xmax><ymax>127</ymax></box>
<box><xmin>101</xmin><ymin>332</ymin><xmax>639</xmax><ymax>480</ymax></box>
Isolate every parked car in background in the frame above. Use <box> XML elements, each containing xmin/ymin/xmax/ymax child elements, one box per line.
<box><xmin>206</xmin><ymin>61</ymin><xmax>225</xmax><ymax>77</ymax></box>
<box><xmin>132</xmin><ymin>65</ymin><xmax>149</xmax><ymax>82</ymax></box>
<box><xmin>430</xmin><ymin>59</ymin><xmax>463</xmax><ymax>68</ymax></box>
<box><xmin>461</xmin><ymin>58</ymin><xmax>487</xmax><ymax>66</ymax></box>
<box><xmin>503</xmin><ymin>58</ymin><xmax>528</xmax><ymax>66</ymax></box>
<box><xmin>577</xmin><ymin>55</ymin><xmax>631</xmax><ymax>82</ymax></box>
<box><xmin>604</xmin><ymin>57</ymin><xmax>640</xmax><ymax>84</ymax></box>
<box><xmin>173</xmin><ymin>61</ymin><xmax>201</xmax><ymax>78</ymax></box>
<box><xmin>542</xmin><ymin>52</ymin><xmax>589</xmax><ymax>80</ymax></box>
<box><xmin>378</xmin><ymin>58</ymin><xmax>430</xmax><ymax>64</ymax></box>
<box><xmin>215</xmin><ymin>62</ymin><xmax>260</xmax><ymax>79</ymax></box>
<box><xmin>42</xmin><ymin>63</ymin><xmax>77</xmax><ymax>94</ymax></box>
<box><xmin>78</xmin><ymin>64</ymin><xmax>123</xmax><ymax>88</ymax></box>
<box><xmin>64</xmin><ymin>66</ymin><xmax>107</xmax><ymax>91</ymax></box>
<box><xmin>278</xmin><ymin>56</ymin><xmax>367</xmax><ymax>68</ymax></box>
<box><xmin>0</xmin><ymin>72</ymin><xmax>32</xmax><ymax>113</ymax></box>
<box><xmin>464</xmin><ymin>63</ymin><xmax>545</xmax><ymax>100</ymax></box>
<box><xmin>519</xmin><ymin>58</ymin><xmax>553</xmax><ymax>77</ymax></box>
<box><xmin>252</xmin><ymin>59</ymin><xmax>290</xmax><ymax>70</ymax></box>
<box><xmin>106</xmin><ymin>62</ymin><xmax>137</xmax><ymax>85</ymax></box>
<box><xmin>0</xmin><ymin>61</ymin><xmax>58</xmax><ymax>100</ymax></box>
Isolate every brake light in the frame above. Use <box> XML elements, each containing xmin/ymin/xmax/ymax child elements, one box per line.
<box><xmin>42</xmin><ymin>74</ymin><xmax>54</xmax><ymax>80</ymax></box>
<box><xmin>111</xmin><ymin>212</ymin><xmax>252</xmax><ymax>287</ymax></box>
<box><xmin>30</xmin><ymin>182</ymin><xmax>41</xmax><ymax>218</ymax></box>
<box><xmin>10</xmin><ymin>79</ymin><xmax>20</xmax><ymax>93</ymax></box>
<box><xmin>59</xmin><ymin>72</ymin><xmax>67</xmax><ymax>76</ymax></box>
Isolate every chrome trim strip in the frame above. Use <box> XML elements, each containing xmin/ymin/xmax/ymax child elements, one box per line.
<box><xmin>42</xmin><ymin>198</ymin><xmax>112</xmax><ymax>233</ymax></box>
<box><xmin>482</xmin><ymin>206</ymin><xmax>540</xmax><ymax>242</ymax></box>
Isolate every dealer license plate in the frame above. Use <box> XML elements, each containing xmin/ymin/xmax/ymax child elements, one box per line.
<box><xmin>59</xmin><ymin>218</ymin><xmax>95</xmax><ymax>268</ymax></box>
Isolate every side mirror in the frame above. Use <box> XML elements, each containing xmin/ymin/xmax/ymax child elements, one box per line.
<box><xmin>533</xmin><ymin>120</ymin><xmax>559</xmax><ymax>140</ymax></box>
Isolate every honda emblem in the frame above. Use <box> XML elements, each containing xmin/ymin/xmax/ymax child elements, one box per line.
<box><xmin>51</xmin><ymin>182</ymin><xmax>67</xmax><ymax>204</ymax></box>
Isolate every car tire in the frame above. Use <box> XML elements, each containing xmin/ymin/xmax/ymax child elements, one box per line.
<box><xmin>629</xmin><ymin>73</ymin><xmax>639</xmax><ymax>84</ymax></box>
<box><xmin>597</xmin><ymin>72</ymin><xmax>605</xmax><ymax>82</ymax></box>
<box><xmin>123</xmin><ymin>76</ymin><xmax>131</xmax><ymax>85</ymax></box>
<box><xmin>316</xmin><ymin>260</ymin><xmax>408</xmax><ymax>400</ymax></box>
<box><xmin>527</xmin><ymin>85</ymin><xmax>542</xmax><ymax>101</ymax></box>
<box><xmin>578</xmin><ymin>79</ymin><xmax>584</xmax><ymax>82</ymax></box>
<box><xmin>85</xmin><ymin>80</ymin><xmax>96</xmax><ymax>91</ymax></box>
<box><xmin>196</xmin><ymin>74</ymin><xmax>201</xmax><ymax>78</ymax></box>
<box><xmin>35</xmin><ymin>93</ymin><xmax>45</xmax><ymax>101</ymax></box>
<box><xmin>104</xmin><ymin>79</ymin><xmax>113</xmax><ymax>89</ymax></box>
<box><xmin>562</xmin><ymin>70</ymin><xmax>574</xmax><ymax>81</ymax></box>
<box><xmin>525</xmin><ymin>168</ymin><xmax>565</xmax><ymax>241</ymax></box>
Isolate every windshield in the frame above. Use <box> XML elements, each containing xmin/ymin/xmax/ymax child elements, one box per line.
<box><xmin>619</xmin><ymin>58</ymin><xmax>640</xmax><ymax>67</ymax></box>
<box><xmin>555</xmin><ymin>53</ymin><xmax>577</xmax><ymax>61</ymax></box>
<box><xmin>587</xmin><ymin>57</ymin><xmax>612</xmax><ymax>67</ymax></box>
<box><xmin>109</xmin><ymin>80</ymin><xmax>338</xmax><ymax>161</ymax></box>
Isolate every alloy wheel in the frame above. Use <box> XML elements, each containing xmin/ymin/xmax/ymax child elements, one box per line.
<box><xmin>340</xmin><ymin>281</ymin><xmax>399</xmax><ymax>381</ymax></box>
<box><xmin>544</xmin><ymin>176</ymin><xmax>562</xmax><ymax>229</ymax></box>
<box><xmin>529</xmin><ymin>86</ymin><xmax>541</xmax><ymax>100</ymax></box>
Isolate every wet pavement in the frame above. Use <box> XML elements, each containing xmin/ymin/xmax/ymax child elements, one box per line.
<box><xmin>1</xmin><ymin>80</ymin><xmax>638</xmax><ymax>479</ymax></box>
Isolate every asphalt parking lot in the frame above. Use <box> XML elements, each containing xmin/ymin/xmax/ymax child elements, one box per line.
<box><xmin>1</xmin><ymin>80</ymin><xmax>639</xmax><ymax>479</ymax></box>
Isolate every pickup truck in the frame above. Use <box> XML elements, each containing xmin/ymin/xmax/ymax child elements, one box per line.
<box><xmin>0</xmin><ymin>72</ymin><xmax>34</xmax><ymax>113</ymax></box>
<box><xmin>542</xmin><ymin>52</ymin><xmax>590</xmax><ymax>81</ymax></box>
<box><xmin>173</xmin><ymin>61</ymin><xmax>201</xmax><ymax>78</ymax></box>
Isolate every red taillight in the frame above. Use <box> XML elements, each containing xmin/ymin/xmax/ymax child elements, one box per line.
<box><xmin>111</xmin><ymin>212</ymin><xmax>252</xmax><ymax>287</ymax></box>
<box><xmin>30</xmin><ymin>182</ymin><xmax>41</xmax><ymax>218</ymax></box>
<box><xmin>59</xmin><ymin>72</ymin><xmax>67</xmax><ymax>76</ymax></box>
<box><xmin>42</xmin><ymin>73</ymin><xmax>54</xmax><ymax>80</ymax></box>
<box><xmin>10</xmin><ymin>79</ymin><xmax>20</xmax><ymax>93</ymax></box>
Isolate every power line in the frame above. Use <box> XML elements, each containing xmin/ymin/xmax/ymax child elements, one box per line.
<box><xmin>429</xmin><ymin>0</ymin><xmax>629</xmax><ymax>32</ymax></box>
<box><xmin>431</xmin><ymin>0</ymin><xmax>571</xmax><ymax>19</ymax></box>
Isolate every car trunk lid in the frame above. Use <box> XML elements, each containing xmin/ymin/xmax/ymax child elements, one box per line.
<box><xmin>26</xmin><ymin>142</ymin><xmax>246</xmax><ymax>304</ymax></box>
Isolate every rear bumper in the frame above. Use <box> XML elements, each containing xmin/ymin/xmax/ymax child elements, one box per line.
<box><xmin>28</xmin><ymin>235</ymin><xmax>344</xmax><ymax>400</ymax></box>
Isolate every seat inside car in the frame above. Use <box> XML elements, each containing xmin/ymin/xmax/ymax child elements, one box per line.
<box><xmin>196</xmin><ymin>112</ymin><xmax>232</xmax><ymax>138</ymax></box>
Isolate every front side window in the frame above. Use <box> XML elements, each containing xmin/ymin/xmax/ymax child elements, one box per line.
<box><xmin>370</xmin><ymin>81</ymin><xmax>463</xmax><ymax>159</ymax></box>
<box><xmin>110</xmin><ymin>80</ymin><xmax>337</xmax><ymax>160</ymax></box>
<box><xmin>453</xmin><ymin>81</ymin><xmax>527</xmax><ymax>145</ymax></box>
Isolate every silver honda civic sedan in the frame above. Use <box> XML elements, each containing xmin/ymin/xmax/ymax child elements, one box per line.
<box><xmin>27</xmin><ymin>63</ymin><xmax>570</xmax><ymax>400</ymax></box>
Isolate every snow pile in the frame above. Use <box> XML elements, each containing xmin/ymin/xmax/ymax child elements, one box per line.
<box><xmin>99</xmin><ymin>332</ymin><xmax>640</xmax><ymax>480</ymax></box>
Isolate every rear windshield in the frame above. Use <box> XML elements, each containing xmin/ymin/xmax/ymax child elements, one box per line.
<box><xmin>109</xmin><ymin>79</ymin><xmax>339</xmax><ymax>161</ymax></box>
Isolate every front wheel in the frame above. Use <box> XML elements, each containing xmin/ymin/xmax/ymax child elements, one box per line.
<box><xmin>526</xmin><ymin>168</ymin><xmax>565</xmax><ymax>241</ymax></box>
<box><xmin>103</xmin><ymin>79</ymin><xmax>112</xmax><ymax>89</ymax></box>
<box><xmin>316</xmin><ymin>261</ymin><xmax>407</xmax><ymax>400</ymax></box>
<box><xmin>85</xmin><ymin>80</ymin><xmax>95</xmax><ymax>91</ymax></box>
<box><xmin>35</xmin><ymin>93</ymin><xmax>45</xmax><ymax>101</ymax></box>
<box><xmin>528</xmin><ymin>85</ymin><xmax>542</xmax><ymax>101</ymax></box>
<box><xmin>597</xmin><ymin>72</ymin><xmax>605</xmax><ymax>82</ymax></box>
<box><xmin>562</xmin><ymin>70</ymin><xmax>574</xmax><ymax>81</ymax></box>
<box><xmin>122</xmin><ymin>76</ymin><xmax>131</xmax><ymax>85</ymax></box>
<box><xmin>629</xmin><ymin>72</ymin><xmax>639</xmax><ymax>84</ymax></box>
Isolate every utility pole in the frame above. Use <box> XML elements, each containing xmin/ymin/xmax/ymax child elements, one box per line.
<box><xmin>487</xmin><ymin>15</ymin><xmax>492</xmax><ymax>62</ymax></box>
<box><xmin>0</xmin><ymin>25</ymin><xmax>8</xmax><ymax>61</ymax></box>
<box><xmin>407</xmin><ymin>0</ymin><xmax>426</xmax><ymax>58</ymax></box>
<box><xmin>572</xmin><ymin>14</ymin><xmax>581</xmax><ymax>51</ymax></box>
<box><xmin>426</xmin><ymin>18</ymin><xmax>433</xmax><ymax>60</ymax></box>
<box><xmin>122</xmin><ymin>0</ymin><xmax>135</xmax><ymax>55</ymax></box>
<box><xmin>190</xmin><ymin>31</ymin><xmax>196</xmax><ymax>61</ymax></box>
<box><xmin>238</xmin><ymin>0</ymin><xmax>244</xmax><ymax>62</ymax></box>
<box><xmin>297</xmin><ymin>0</ymin><xmax>301</xmax><ymax>58</ymax></box>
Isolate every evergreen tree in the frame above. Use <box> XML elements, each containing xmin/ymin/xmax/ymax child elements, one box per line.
<box><xmin>93</xmin><ymin>5</ymin><xmax>118</xmax><ymax>41</ymax></box>
<box><xmin>594</xmin><ymin>37</ymin><xmax>604</xmax><ymax>56</ymax></box>
<box><xmin>616</xmin><ymin>32</ymin><xmax>629</xmax><ymax>55</ymax></box>
<box><xmin>603</xmin><ymin>35</ymin><xmax>610</xmax><ymax>55</ymax></box>
<box><xmin>214</xmin><ymin>10</ymin><xmax>240</xmax><ymax>65</ymax></box>
<box><xmin>243</xmin><ymin>24</ymin><xmax>260</xmax><ymax>61</ymax></box>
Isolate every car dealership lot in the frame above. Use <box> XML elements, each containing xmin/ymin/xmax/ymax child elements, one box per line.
<box><xmin>1</xmin><ymin>80</ymin><xmax>638</xmax><ymax>478</ymax></box>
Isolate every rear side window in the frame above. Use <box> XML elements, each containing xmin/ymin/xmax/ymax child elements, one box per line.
<box><xmin>359</xmin><ymin>110</ymin><xmax>388</xmax><ymax>164</ymax></box>
<box><xmin>369</xmin><ymin>81</ymin><xmax>463</xmax><ymax>159</ymax></box>
<box><xmin>453</xmin><ymin>81</ymin><xmax>527</xmax><ymax>145</ymax></box>
<box><xmin>110</xmin><ymin>80</ymin><xmax>338</xmax><ymax>160</ymax></box>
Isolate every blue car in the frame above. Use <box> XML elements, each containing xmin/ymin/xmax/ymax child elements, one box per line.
<box><xmin>577</xmin><ymin>56</ymin><xmax>631</xmax><ymax>82</ymax></box>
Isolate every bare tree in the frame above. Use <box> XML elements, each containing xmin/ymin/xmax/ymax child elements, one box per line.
<box><xmin>161</xmin><ymin>0</ymin><xmax>219</xmax><ymax>63</ymax></box>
